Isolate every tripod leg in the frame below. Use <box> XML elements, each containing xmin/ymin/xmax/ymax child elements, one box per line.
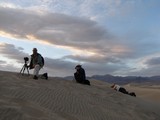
<box><xmin>20</xmin><ymin>64</ymin><xmax>30</xmax><ymax>75</ymax></box>
<box><xmin>20</xmin><ymin>65</ymin><xmax>25</xmax><ymax>74</ymax></box>
<box><xmin>22</xmin><ymin>67</ymin><xmax>26</xmax><ymax>75</ymax></box>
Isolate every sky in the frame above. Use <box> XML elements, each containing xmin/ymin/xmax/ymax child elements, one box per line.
<box><xmin>0</xmin><ymin>0</ymin><xmax>160</xmax><ymax>77</ymax></box>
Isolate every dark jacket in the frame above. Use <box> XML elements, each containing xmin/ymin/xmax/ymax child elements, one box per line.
<box><xmin>74</xmin><ymin>67</ymin><xmax>86</xmax><ymax>83</ymax></box>
<box><xmin>77</xmin><ymin>68</ymin><xmax>86</xmax><ymax>81</ymax></box>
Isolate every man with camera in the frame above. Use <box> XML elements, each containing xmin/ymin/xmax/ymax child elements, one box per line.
<box><xmin>29</xmin><ymin>48</ymin><xmax>44</xmax><ymax>80</ymax></box>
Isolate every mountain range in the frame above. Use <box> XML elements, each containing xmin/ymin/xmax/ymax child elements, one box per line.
<box><xmin>64</xmin><ymin>74</ymin><xmax>160</xmax><ymax>85</ymax></box>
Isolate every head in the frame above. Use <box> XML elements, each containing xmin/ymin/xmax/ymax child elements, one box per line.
<box><xmin>111</xmin><ymin>83</ymin><xmax>115</xmax><ymax>88</ymax></box>
<box><xmin>75</xmin><ymin>65</ymin><xmax>82</xmax><ymax>70</ymax></box>
<box><xmin>33</xmin><ymin>48</ymin><xmax>38</xmax><ymax>54</ymax></box>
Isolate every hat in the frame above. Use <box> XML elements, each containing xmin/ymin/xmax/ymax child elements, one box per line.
<box><xmin>75</xmin><ymin>64</ymin><xmax>81</xmax><ymax>69</ymax></box>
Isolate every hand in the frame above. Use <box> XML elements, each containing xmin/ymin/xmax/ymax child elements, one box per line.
<box><xmin>29</xmin><ymin>65</ymin><xmax>34</xmax><ymax>69</ymax></box>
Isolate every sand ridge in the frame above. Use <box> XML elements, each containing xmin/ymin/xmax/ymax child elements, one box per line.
<box><xmin>0</xmin><ymin>71</ymin><xmax>160</xmax><ymax>120</ymax></box>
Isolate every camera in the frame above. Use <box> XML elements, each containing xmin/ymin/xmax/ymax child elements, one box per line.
<box><xmin>24</xmin><ymin>57</ymin><xmax>29</xmax><ymax>62</ymax></box>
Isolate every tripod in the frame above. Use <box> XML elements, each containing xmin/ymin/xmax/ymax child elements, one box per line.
<box><xmin>20</xmin><ymin>61</ymin><xmax>30</xmax><ymax>75</ymax></box>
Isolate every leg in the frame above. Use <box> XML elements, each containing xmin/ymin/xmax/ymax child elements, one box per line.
<box><xmin>33</xmin><ymin>64</ymin><xmax>41</xmax><ymax>79</ymax></box>
<box><xmin>25</xmin><ymin>64</ymin><xmax>29</xmax><ymax>75</ymax></box>
<box><xmin>119</xmin><ymin>88</ymin><xmax>128</xmax><ymax>94</ymax></box>
<box><xmin>129</xmin><ymin>92</ymin><xmax>136</xmax><ymax>97</ymax></box>
<box><xmin>27</xmin><ymin>66</ymin><xmax>30</xmax><ymax>75</ymax></box>
<box><xmin>74</xmin><ymin>73</ymin><xmax>82</xmax><ymax>83</ymax></box>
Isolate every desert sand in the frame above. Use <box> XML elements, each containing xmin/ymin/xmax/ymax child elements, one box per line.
<box><xmin>0</xmin><ymin>71</ymin><xmax>160</xmax><ymax>120</ymax></box>
<box><xmin>124</xmin><ymin>84</ymin><xmax>160</xmax><ymax>104</ymax></box>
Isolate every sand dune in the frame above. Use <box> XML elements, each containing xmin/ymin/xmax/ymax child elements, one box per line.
<box><xmin>124</xmin><ymin>84</ymin><xmax>160</xmax><ymax>104</ymax></box>
<box><xmin>0</xmin><ymin>71</ymin><xmax>160</xmax><ymax>120</ymax></box>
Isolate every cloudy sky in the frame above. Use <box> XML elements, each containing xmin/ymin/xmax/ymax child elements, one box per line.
<box><xmin>0</xmin><ymin>0</ymin><xmax>160</xmax><ymax>77</ymax></box>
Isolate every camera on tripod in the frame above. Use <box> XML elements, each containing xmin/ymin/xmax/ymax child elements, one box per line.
<box><xmin>20</xmin><ymin>57</ymin><xmax>30</xmax><ymax>75</ymax></box>
<box><xmin>24</xmin><ymin>57</ymin><xmax>29</xmax><ymax>62</ymax></box>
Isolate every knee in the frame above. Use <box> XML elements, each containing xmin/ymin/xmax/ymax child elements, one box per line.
<box><xmin>34</xmin><ymin>64</ymin><xmax>41</xmax><ymax>70</ymax></box>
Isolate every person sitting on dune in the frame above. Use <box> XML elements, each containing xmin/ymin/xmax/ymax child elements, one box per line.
<box><xmin>74</xmin><ymin>65</ymin><xmax>90</xmax><ymax>85</ymax></box>
<box><xmin>111</xmin><ymin>83</ymin><xmax>136</xmax><ymax>97</ymax></box>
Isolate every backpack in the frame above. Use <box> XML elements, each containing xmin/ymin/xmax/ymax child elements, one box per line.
<box><xmin>40</xmin><ymin>54</ymin><xmax>44</xmax><ymax>65</ymax></box>
<box><xmin>37</xmin><ymin>53</ymin><xmax>44</xmax><ymax>66</ymax></box>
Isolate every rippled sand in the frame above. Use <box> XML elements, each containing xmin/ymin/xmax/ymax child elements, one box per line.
<box><xmin>0</xmin><ymin>71</ymin><xmax>160</xmax><ymax>120</ymax></box>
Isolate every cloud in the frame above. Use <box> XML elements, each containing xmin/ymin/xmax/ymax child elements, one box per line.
<box><xmin>0</xmin><ymin>2</ymin><xmax>18</xmax><ymax>8</ymax></box>
<box><xmin>0</xmin><ymin>42</ymin><xmax>126</xmax><ymax>77</ymax></box>
<box><xmin>145</xmin><ymin>57</ymin><xmax>160</xmax><ymax>66</ymax></box>
<box><xmin>1</xmin><ymin>3</ymin><xmax>155</xmax><ymax>63</ymax></box>
<box><xmin>45</xmin><ymin>57</ymin><xmax>75</xmax><ymax>70</ymax></box>
<box><xmin>0</xmin><ymin>63</ymin><xmax>21</xmax><ymax>72</ymax></box>
<box><xmin>0</xmin><ymin>43</ymin><xmax>74</xmax><ymax>76</ymax></box>
<box><xmin>0</xmin><ymin>0</ymin><xmax>135</xmax><ymax>18</ymax></box>
<box><xmin>0</xmin><ymin>43</ymin><xmax>29</xmax><ymax>63</ymax></box>
<box><xmin>43</xmin><ymin>57</ymin><xmax>75</xmax><ymax>76</ymax></box>
<box><xmin>0</xmin><ymin>1</ymin><xmax>160</xmax><ymax>77</ymax></box>
<box><xmin>125</xmin><ymin>66</ymin><xmax>160</xmax><ymax>77</ymax></box>
<box><xmin>44</xmin><ymin>57</ymin><xmax>124</xmax><ymax>76</ymax></box>
<box><xmin>0</xmin><ymin>43</ymin><xmax>76</xmax><ymax>76</ymax></box>
<box><xmin>0</xmin><ymin>6</ymin><xmax>102</xmax><ymax>41</ymax></box>
<box><xmin>63</xmin><ymin>54</ymin><xmax>122</xmax><ymax>64</ymax></box>
<box><xmin>0</xmin><ymin>6</ymin><xmax>132</xmax><ymax>62</ymax></box>
<box><xmin>0</xmin><ymin>6</ymin><xmax>149</xmax><ymax>76</ymax></box>
<box><xmin>0</xmin><ymin>60</ymin><xmax>6</xmax><ymax>64</ymax></box>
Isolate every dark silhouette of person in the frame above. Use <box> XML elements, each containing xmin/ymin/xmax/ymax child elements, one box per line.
<box><xmin>74</xmin><ymin>65</ymin><xmax>90</xmax><ymax>85</ymax></box>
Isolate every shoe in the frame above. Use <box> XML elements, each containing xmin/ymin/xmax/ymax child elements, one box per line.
<box><xmin>42</xmin><ymin>73</ymin><xmax>48</xmax><ymax>80</ymax></box>
<box><xmin>33</xmin><ymin>75</ymin><xmax>38</xmax><ymax>80</ymax></box>
<box><xmin>45</xmin><ymin>73</ymin><xmax>48</xmax><ymax>80</ymax></box>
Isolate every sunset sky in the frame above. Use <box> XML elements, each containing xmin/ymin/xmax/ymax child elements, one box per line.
<box><xmin>0</xmin><ymin>0</ymin><xmax>160</xmax><ymax>77</ymax></box>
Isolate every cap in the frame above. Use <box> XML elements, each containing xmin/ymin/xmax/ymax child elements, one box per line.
<box><xmin>75</xmin><ymin>64</ymin><xmax>81</xmax><ymax>69</ymax></box>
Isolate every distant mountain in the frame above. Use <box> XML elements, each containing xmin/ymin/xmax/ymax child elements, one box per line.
<box><xmin>89</xmin><ymin>74</ymin><xmax>160</xmax><ymax>85</ymax></box>
<box><xmin>64</xmin><ymin>74</ymin><xmax>160</xmax><ymax>85</ymax></box>
<box><xmin>64</xmin><ymin>76</ymin><xmax>74</xmax><ymax>80</ymax></box>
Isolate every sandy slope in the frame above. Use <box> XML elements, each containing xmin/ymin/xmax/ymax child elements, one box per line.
<box><xmin>0</xmin><ymin>71</ymin><xmax>160</xmax><ymax>120</ymax></box>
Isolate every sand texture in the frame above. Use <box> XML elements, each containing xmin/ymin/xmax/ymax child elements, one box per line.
<box><xmin>124</xmin><ymin>84</ymin><xmax>160</xmax><ymax>104</ymax></box>
<box><xmin>0</xmin><ymin>71</ymin><xmax>160</xmax><ymax>120</ymax></box>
